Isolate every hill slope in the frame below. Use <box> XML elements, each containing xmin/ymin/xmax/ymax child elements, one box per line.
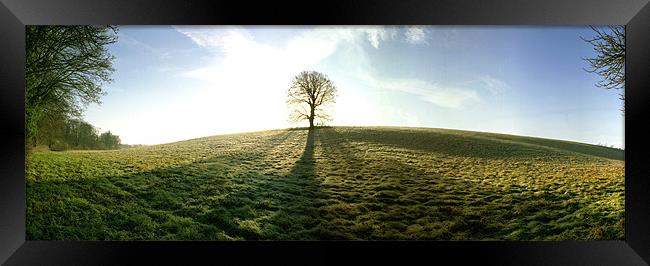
<box><xmin>26</xmin><ymin>127</ymin><xmax>624</xmax><ymax>240</ymax></box>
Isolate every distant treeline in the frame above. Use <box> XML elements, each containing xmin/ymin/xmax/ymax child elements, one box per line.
<box><xmin>119</xmin><ymin>144</ymin><xmax>146</xmax><ymax>149</ymax></box>
<box><xmin>36</xmin><ymin>117</ymin><xmax>121</xmax><ymax>151</ymax></box>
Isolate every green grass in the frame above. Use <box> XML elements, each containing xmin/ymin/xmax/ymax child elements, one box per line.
<box><xmin>26</xmin><ymin>126</ymin><xmax>624</xmax><ymax>240</ymax></box>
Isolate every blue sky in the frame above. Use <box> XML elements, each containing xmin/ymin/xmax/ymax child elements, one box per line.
<box><xmin>83</xmin><ymin>26</ymin><xmax>624</xmax><ymax>148</ymax></box>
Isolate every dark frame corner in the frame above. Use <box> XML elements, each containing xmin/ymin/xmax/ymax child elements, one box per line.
<box><xmin>1</xmin><ymin>0</ymin><xmax>649</xmax><ymax>265</ymax></box>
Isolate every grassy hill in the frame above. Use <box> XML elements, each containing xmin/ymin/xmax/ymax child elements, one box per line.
<box><xmin>26</xmin><ymin>126</ymin><xmax>624</xmax><ymax>240</ymax></box>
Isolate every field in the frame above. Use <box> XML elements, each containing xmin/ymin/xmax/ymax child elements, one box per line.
<box><xmin>26</xmin><ymin>127</ymin><xmax>625</xmax><ymax>240</ymax></box>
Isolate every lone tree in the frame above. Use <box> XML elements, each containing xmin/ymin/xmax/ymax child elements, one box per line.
<box><xmin>287</xmin><ymin>71</ymin><xmax>337</xmax><ymax>128</ymax></box>
<box><xmin>582</xmin><ymin>26</ymin><xmax>625</xmax><ymax>106</ymax></box>
<box><xmin>26</xmin><ymin>25</ymin><xmax>118</xmax><ymax>148</ymax></box>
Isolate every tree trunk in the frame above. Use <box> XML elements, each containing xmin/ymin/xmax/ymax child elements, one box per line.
<box><xmin>309</xmin><ymin>105</ymin><xmax>315</xmax><ymax>129</ymax></box>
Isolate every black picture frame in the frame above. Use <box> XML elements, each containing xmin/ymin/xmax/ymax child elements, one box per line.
<box><xmin>1</xmin><ymin>0</ymin><xmax>649</xmax><ymax>265</ymax></box>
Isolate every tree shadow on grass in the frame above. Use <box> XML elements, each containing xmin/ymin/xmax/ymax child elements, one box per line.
<box><xmin>26</xmin><ymin>129</ymin><xmax>326</xmax><ymax>240</ymax></box>
<box><xmin>191</xmin><ymin>128</ymin><xmax>326</xmax><ymax>240</ymax></box>
<box><xmin>315</xmin><ymin>128</ymin><xmax>520</xmax><ymax>240</ymax></box>
<box><xmin>257</xmin><ymin>128</ymin><xmax>325</xmax><ymax>239</ymax></box>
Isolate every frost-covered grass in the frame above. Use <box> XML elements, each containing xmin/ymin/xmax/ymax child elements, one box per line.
<box><xmin>26</xmin><ymin>127</ymin><xmax>624</xmax><ymax>240</ymax></box>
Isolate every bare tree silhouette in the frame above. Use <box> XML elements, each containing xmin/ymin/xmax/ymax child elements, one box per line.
<box><xmin>287</xmin><ymin>71</ymin><xmax>337</xmax><ymax>128</ymax></box>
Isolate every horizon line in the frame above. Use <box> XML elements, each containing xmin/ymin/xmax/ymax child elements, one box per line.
<box><xmin>117</xmin><ymin>125</ymin><xmax>624</xmax><ymax>150</ymax></box>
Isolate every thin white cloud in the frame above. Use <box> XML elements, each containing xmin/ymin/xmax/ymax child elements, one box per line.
<box><xmin>429</xmin><ymin>27</ymin><xmax>461</xmax><ymax>48</ymax></box>
<box><xmin>120</xmin><ymin>33</ymin><xmax>172</xmax><ymax>60</ymax></box>
<box><xmin>337</xmin><ymin>38</ymin><xmax>481</xmax><ymax>109</ymax></box>
<box><xmin>360</xmin><ymin>27</ymin><xmax>391</xmax><ymax>49</ymax></box>
<box><xmin>405</xmin><ymin>26</ymin><xmax>429</xmax><ymax>45</ymax></box>
<box><xmin>106</xmin><ymin>87</ymin><xmax>125</xmax><ymax>93</ymax></box>
<box><xmin>174</xmin><ymin>26</ymin><xmax>392</xmax><ymax>56</ymax></box>
<box><xmin>373</xmin><ymin>77</ymin><xmax>481</xmax><ymax>109</ymax></box>
<box><xmin>147</xmin><ymin>65</ymin><xmax>180</xmax><ymax>73</ymax></box>
<box><xmin>479</xmin><ymin>75</ymin><xmax>510</xmax><ymax>95</ymax></box>
<box><xmin>174</xmin><ymin>26</ymin><xmax>255</xmax><ymax>54</ymax></box>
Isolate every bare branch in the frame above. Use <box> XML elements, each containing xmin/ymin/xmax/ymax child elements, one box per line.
<box><xmin>581</xmin><ymin>25</ymin><xmax>625</xmax><ymax>111</ymax></box>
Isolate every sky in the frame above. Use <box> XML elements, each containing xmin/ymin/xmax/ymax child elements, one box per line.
<box><xmin>83</xmin><ymin>26</ymin><xmax>625</xmax><ymax>148</ymax></box>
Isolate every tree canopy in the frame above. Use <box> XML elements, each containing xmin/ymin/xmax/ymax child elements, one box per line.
<box><xmin>26</xmin><ymin>25</ymin><xmax>119</xmax><ymax>150</ymax></box>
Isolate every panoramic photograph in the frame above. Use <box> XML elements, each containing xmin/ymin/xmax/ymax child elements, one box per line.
<box><xmin>25</xmin><ymin>25</ymin><xmax>624</xmax><ymax>240</ymax></box>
